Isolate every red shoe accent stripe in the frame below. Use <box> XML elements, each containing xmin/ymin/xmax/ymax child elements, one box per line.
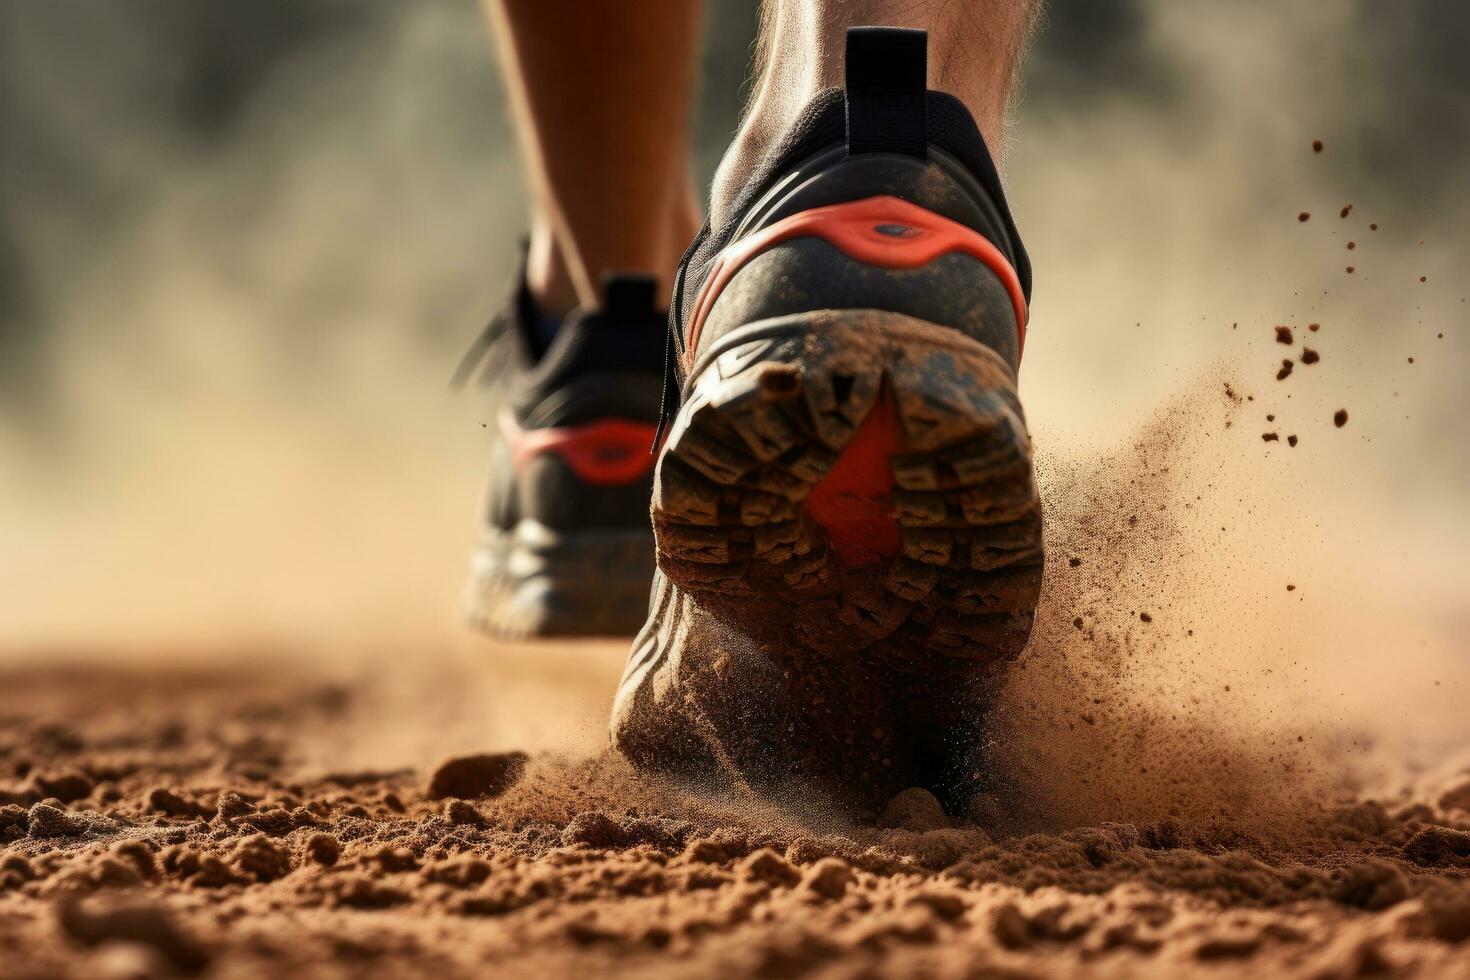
<box><xmin>805</xmin><ymin>389</ymin><xmax>903</xmax><ymax>567</ymax></box>
<box><xmin>500</xmin><ymin>412</ymin><xmax>657</xmax><ymax>486</ymax></box>
<box><xmin>685</xmin><ymin>195</ymin><xmax>1028</xmax><ymax>365</ymax></box>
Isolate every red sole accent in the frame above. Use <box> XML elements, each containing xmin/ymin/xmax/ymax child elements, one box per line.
<box><xmin>805</xmin><ymin>390</ymin><xmax>903</xmax><ymax>566</ymax></box>
<box><xmin>685</xmin><ymin>195</ymin><xmax>1028</xmax><ymax>366</ymax></box>
<box><xmin>500</xmin><ymin>412</ymin><xmax>657</xmax><ymax>486</ymax></box>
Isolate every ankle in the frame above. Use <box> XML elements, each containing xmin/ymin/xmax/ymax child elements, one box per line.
<box><xmin>524</xmin><ymin>226</ymin><xmax>579</xmax><ymax>320</ymax></box>
<box><xmin>710</xmin><ymin>122</ymin><xmax>778</xmax><ymax>230</ymax></box>
<box><xmin>711</xmin><ymin>10</ymin><xmax>1032</xmax><ymax>226</ymax></box>
<box><xmin>529</xmin><ymin>180</ymin><xmax>699</xmax><ymax>317</ymax></box>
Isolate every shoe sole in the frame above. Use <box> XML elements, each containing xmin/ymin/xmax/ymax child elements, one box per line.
<box><xmin>652</xmin><ymin>309</ymin><xmax>1042</xmax><ymax>664</ymax></box>
<box><xmin>464</xmin><ymin>520</ymin><xmax>654</xmax><ymax>639</ymax></box>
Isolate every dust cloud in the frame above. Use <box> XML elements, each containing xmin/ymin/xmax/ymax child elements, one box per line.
<box><xmin>988</xmin><ymin>0</ymin><xmax>1468</xmax><ymax>833</ymax></box>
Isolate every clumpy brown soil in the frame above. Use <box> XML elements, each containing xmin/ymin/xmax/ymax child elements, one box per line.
<box><xmin>2</xmin><ymin>659</ymin><xmax>1468</xmax><ymax>979</ymax></box>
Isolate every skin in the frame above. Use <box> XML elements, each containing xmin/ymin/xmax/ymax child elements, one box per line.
<box><xmin>715</xmin><ymin>0</ymin><xmax>1039</xmax><ymax>223</ymax></box>
<box><xmin>484</xmin><ymin>0</ymin><xmax>703</xmax><ymax>316</ymax></box>
<box><xmin>485</xmin><ymin>0</ymin><xmax>1038</xmax><ymax>314</ymax></box>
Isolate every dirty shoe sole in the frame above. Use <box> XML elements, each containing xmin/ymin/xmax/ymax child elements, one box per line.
<box><xmin>652</xmin><ymin>309</ymin><xmax>1042</xmax><ymax>665</ymax></box>
<box><xmin>464</xmin><ymin>520</ymin><xmax>655</xmax><ymax>639</ymax></box>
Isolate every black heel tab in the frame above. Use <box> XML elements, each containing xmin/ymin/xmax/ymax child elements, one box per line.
<box><xmin>601</xmin><ymin>272</ymin><xmax>659</xmax><ymax>318</ymax></box>
<box><xmin>844</xmin><ymin>27</ymin><xmax>927</xmax><ymax>159</ymax></box>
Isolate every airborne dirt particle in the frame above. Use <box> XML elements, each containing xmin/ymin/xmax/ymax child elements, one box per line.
<box><xmin>1287</xmin><ymin>435</ymin><xmax>1298</xmax><ymax>447</ymax></box>
<box><xmin>1261</xmin><ymin>433</ymin><xmax>1279</xmax><ymax>442</ymax></box>
<box><xmin>1276</xmin><ymin>360</ymin><xmax>1294</xmax><ymax>381</ymax></box>
<box><xmin>1275</xmin><ymin>326</ymin><xmax>1293</xmax><ymax>344</ymax></box>
<box><xmin>1309</xmin><ymin>323</ymin><xmax>1320</xmax><ymax>332</ymax></box>
<box><xmin>1297</xmin><ymin>211</ymin><xmax>1311</xmax><ymax>222</ymax></box>
<box><xmin>1334</xmin><ymin>409</ymin><xmax>1349</xmax><ymax>427</ymax></box>
<box><xmin>1340</xmin><ymin>204</ymin><xmax>1353</xmax><ymax>218</ymax></box>
<box><xmin>1313</xmin><ymin>138</ymin><xmax>1324</xmax><ymax>153</ymax></box>
<box><xmin>1301</xmin><ymin>348</ymin><xmax>1320</xmax><ymax>364</ymax></box>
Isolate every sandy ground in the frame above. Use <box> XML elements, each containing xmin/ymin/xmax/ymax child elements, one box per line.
<box><xmin>1</xmin><ymin>640</ymin><xmax>1468</xmax><ymax>980</ymax></box>
<box><xmin>3</xmin><ymin>7</ymin><xmax>1465</xmax><ymax>975</ymax></box>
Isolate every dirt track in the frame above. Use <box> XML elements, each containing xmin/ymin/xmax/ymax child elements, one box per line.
<box><xmin>1</xmin><ymin>649</ymin><xmax>1468</xmax><ymax>980</ymax></box>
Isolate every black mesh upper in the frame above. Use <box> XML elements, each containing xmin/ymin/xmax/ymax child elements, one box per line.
<box><xmin>671</xmin><ymin>88</ymin><xmax>1031</xmax><ymax>361</ymax></box>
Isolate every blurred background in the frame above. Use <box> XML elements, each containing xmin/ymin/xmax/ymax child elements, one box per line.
<box><xmin>0</xmin><ymin>0</ymin><xmax>1465</xmax><ymax>756</ymax></box>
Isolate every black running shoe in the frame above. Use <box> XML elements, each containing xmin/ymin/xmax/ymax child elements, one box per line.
<box><xmin>458</xmin><ymin>273</ymin><xmax>665</xmax><ymax>638</ymax></box>
<box><xmin>611</xmin><ymin>28</ymin><xmax>1040</xmax><ymax>814</ymax></box>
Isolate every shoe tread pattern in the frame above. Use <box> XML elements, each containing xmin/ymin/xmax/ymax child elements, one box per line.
<box><xmin>651</xmin><ymin>309</ymin><xmax>1042</xmax><ymax>668</ymax></box>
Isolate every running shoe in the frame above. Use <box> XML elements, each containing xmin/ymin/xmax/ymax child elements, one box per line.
<box><xmin>458</xmin><ymin>272</ymin><xmax>665</xmax><ymax>638</ymax></box>
<box><xmin>611</xmin><ymin>28</ymin><xmax>1040</xmax><ymax>813</ymax></box>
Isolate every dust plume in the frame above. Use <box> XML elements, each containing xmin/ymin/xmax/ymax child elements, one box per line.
<box><xmin>981</xmin><ymin>0</ymin><xmax>1468</xmax><ymax>835</ymax></box>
